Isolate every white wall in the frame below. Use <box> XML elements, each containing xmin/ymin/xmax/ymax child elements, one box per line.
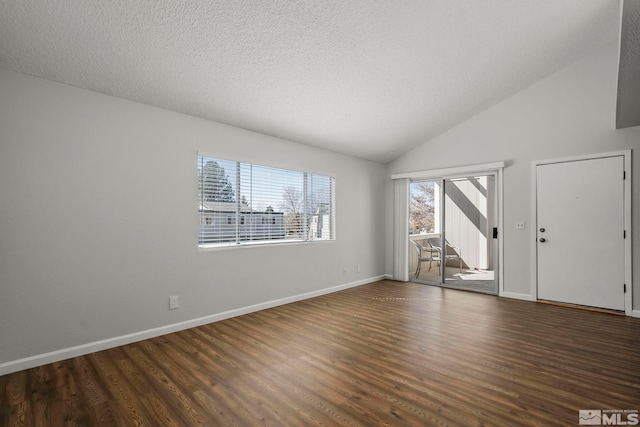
<box><xmin>386</xmin><ymin>42</ymin><xmax>640</xmax><ymax>306</ymax></box>
<box><xmin>0</xmin><ymin>68</ymin><xmax>387</xmax><ymax>372</ymax></box>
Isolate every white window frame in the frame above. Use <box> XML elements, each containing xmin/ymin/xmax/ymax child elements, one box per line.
<box><xmin>198</xmin><ymin>155</ymin><xmax>335</xmax><ymax>249</ymax></box>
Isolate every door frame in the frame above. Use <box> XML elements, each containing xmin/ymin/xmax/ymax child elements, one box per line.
<box><xmin>530</xmin><ymin>150</ymin><xmax>632</xmax><ymax>315</ymax></box>
<box><xmin>393</xmin><ymin>161</ymin><xmax>504</xmax><ymax>295</ymax></box>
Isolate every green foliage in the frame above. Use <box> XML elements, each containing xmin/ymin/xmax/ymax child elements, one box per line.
<box><xmin>200</xmin><ymin>160</ymin><xmax>235</xmax><ymax>203</ymax></box>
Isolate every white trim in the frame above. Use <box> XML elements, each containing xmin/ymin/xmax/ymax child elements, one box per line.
<box><xmin>391</xmin><ymin>161</ymin><xmax>505</xmax><ymax>180</ymax></box>
<box><xmin>0</xmin><ymin>275</ymin><xmax>386</xmax><ymax>376</ymax></box>
<box><xmin>393</xmin><ymin>179</ymin><xmax>410</xmax><ymax>281</ymax></box>
<box><xmin>497</xmin><ymin>167</ymin><xmax>505</xmax><ymax>298</ymax></box>
<box><xmin>500</xmin><ymin>291</ymin><xmax>536</xmax><ymax>301</ymax></box>
<box><xmin>632</xmin><ymin>310</ymin><xmax>640</xmax><ymax>319</ymax></box>
<box><xmin>530</xmin><ymin>160</ymin><xmax>538</xmax><ymax>306</ymax></box>
<box><xmin>198</xmin><ymin>238</ymin><xmax>335</xmax><ymax>252</ymax></box>
<box><xmin>624</xmin><ymin>151</ymin><xmax>633</xmax><ymax>315</ymax></box>
<box><xmin>392</xmin><ymin>162</ymin><xmax>504</xmax><ymax>295</ymax></box>
<box><xmin>532</xmin><ymin>150</ymin><xmax>630</xmax><ymax>166</ymax></box>
<box><xmin>531</xmin><ymin>150</ymin><xmax>632</xmax><ymax>316</ymax></box>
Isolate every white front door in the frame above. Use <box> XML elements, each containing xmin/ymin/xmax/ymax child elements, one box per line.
<box><xmin>536</xmin><ymin>156</ymin><xmax>625</xmax><ymax>311</ymax></box>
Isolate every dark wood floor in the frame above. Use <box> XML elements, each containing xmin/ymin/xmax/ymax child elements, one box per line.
<box><xmin>2</xmin><ymin>280</ymin><xmax>639</xmax><ymax>426</ymax></box>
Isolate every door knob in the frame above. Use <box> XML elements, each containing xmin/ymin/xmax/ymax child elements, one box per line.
<box><xmin>539</xmin><ymin>238</ymin><xmax>546</xmax><ymax>242</ymax></box>
<box><xmin>539</xmin><ymin>228</ymin><xmax>546</xmax><ymax>232</ymax></box>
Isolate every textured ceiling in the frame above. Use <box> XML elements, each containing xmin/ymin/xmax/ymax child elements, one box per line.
<box><xmin>0</xmin><ymin>0</ymin><xmax>622</xmax><ymax>163</ymax></box>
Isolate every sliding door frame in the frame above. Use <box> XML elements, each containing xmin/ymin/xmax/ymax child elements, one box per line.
<box><xmin>392</xmin><ymin>161</ymin><xmax>505</xmax><ymax>295</ymax></box>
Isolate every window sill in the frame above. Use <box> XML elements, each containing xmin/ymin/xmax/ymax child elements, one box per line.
<box><xmin>198</xmin><ymin>238</ymin><xmax>335</xmax><ymax>251</ymax></box>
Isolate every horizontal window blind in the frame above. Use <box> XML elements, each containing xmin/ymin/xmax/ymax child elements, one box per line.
<box><xmin>198</xmin><ymin>156</ymin><xmax>335</xmax><ymax>247</ymax></box>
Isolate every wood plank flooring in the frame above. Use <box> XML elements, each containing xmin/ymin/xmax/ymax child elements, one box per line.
<box><xmin>1</xmin><ymin>280</ymin><xmax>639</xmax><ymax>426</ymax></box>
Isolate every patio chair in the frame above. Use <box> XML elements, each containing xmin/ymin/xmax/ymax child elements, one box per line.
<box><xmin>426</xmin><ymin>237</ymin><xmax>464</xmax><ymax>273</ymax></box>
<box><xmin>411</xmin><ymin>240</ymin><xmax>440</xmax><ymax>278</ymax></box>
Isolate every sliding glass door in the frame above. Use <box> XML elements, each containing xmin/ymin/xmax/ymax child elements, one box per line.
<box><xmin>409</xmin><ymin>174</ymin><xmax>498</xmax><ymax>294</ymax></box>
<box><xmin>408</xmin><ymin>179</ymin><xmax>441</xmax><ymax>283</ymax></box>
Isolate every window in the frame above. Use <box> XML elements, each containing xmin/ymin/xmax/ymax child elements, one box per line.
<box><xmin>198</xmin><ymin>156</ymin><xmax>335</xmax><ymax>247</ymax></box>
<box><xmin>409</xmin><ymin>180</ymin><xmax>439</xmax><ymax>235</ymax></box>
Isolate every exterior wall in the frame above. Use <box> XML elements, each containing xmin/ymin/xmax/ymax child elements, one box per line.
<box><xmin>309</xmin><ymin>213</ymin><xmax>330</xmax><ymax>240</ymax></box>
<box><xmin>444</xmin><ymin>176</ymin><xmax>492</xmax><ymax>271</ymax></box>
<box><xmin>199</xmin><ymin>211</ymin><xmax>286</xmax><ymax>243</ymax></box>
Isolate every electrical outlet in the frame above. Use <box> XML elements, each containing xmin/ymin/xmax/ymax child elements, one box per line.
<box><xmin>515</xmin><ymin>221</ymin><xmax>526</xmax><ymax>230</ymax></box>
<box><xmin>343</xmin><ymin>266</ymin><xmax>348</xmax><ymax>276</ymax></box>
<box><xmin>357</xmin><ymin>264</ymin><xmax>361</xmax><ymax>273</ymax></box>
<box><xmin>169</xmin><ymin>295</ymin><xmax>179</xmax><ymax>310</ymax></box>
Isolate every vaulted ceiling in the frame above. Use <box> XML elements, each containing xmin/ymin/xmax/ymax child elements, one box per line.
<box><xmin>0</xmin><ymin>1</ymin><xmax>622</xmax><ymax>163</ymax></box>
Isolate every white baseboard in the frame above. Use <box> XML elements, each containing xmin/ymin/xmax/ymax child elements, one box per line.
<box><xmin>632</xmin><ymin>310</ymin><xmax>640</xmax><ymax>318</ymax></box>
<box><xmin>499</xmin><ymin>291</ymin><xmax>535</xmax><ymax>301</ymax></box>
<box><xmin>0</xmin><ymin>275</ymin><xmax>386</xmax><ymax>376</ymax></box>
